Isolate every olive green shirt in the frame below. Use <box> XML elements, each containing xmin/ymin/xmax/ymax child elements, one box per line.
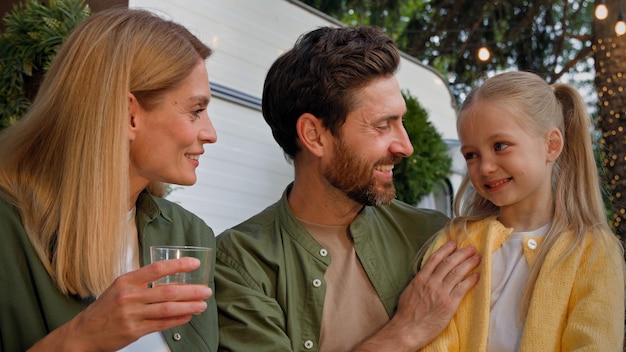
<box><xmin>0</xmin><ymin>190</ymin><xmax>218</xmax><ymax>351</ymax></box>
<box><xmin>215</xmin><ymin>186</ymin><xmax>448</xmax><ymax>352</ymax></box>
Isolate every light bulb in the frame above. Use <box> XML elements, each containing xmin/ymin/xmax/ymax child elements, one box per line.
<box><xmin>596</xmin><ymin>3</ymin><xmax>609</xmax><ymax>20</ymax></box>
<box><xmin>477</xmin><ymin>46</ymin><xmax>491</xmax><ymax>61</ymax></box>
<box><xmin>616</xmin><ymin>13</ymin><xmax>626</xmax><ymax>36</ymax></box>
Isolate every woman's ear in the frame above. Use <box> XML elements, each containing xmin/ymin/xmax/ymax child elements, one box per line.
<box><xmin>128</xmin><ymin>93</ymin><xmax>139</xmax><ymax>141</ymax></box>
<box><xmin>296</xmin><ymin>113</ymin><xmax>327</xmax><ymax>158</ymax></box>
<box><xmin>546</xmin><ymin>127</ymin><xmax>564</xmax><ymax>162</ymax></box>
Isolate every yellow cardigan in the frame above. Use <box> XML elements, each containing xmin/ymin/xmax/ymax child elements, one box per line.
<box><xmin>419</xmin><ymin>217</ymin><xmax>625</xmax><ymax>352</ymax></box>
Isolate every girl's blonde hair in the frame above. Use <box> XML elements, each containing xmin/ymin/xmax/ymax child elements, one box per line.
<box><xmin>0</xmin><ymin>8</ymin><xmax>211</xmax><ymax>297</ymax></box>
<box><xmin>450</xmin><ymin>71</ymin><xmax>622</xmax><ymax>315</ymax></box>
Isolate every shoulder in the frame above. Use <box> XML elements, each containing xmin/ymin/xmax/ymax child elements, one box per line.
<box><xmin>0</xmin><ymin>192</ymin><xmax>19</xmax><ymax>221</ymax></box>
<box><xmin>0</xmin><ymin>193</ymin><xmax>28</xmax><ymax>259</ymax></box>
<box><xmin>553</xmin><ymin>227</ymin><xmax>621</xmax><ymax>255</ymax></box>
<box><xmin>340</xmin><ymin>200</ymin><xmax>449</xmax><ymax>252</ymax></box>
<box><xmin>370</xmin><ymin>200</ymin><xmax>449</xmax><ymax>232</ymax></box>
<box><xmin>220</xmin><ymin>201</ymin><xmax>280</xmax><ymax>238</ymax></box>
<box><xmin>214</xmin><ymin>201</ymin><xmax>286</xmax><ymax>291</ymax></box>
<box><xmin>138</xmin><ymin>192</ymin><xmax>215</xmax><ymax>247</ymax></box>
<box><xmin>144</xmin><ymin>192</ymin><xmax>211</xmax><ymax>229</ymax></box>
<box><xmin>0</xmin><ymin>193</ymin><xmax>29</xmax><ymax>249</ymax></box>
<box><xmin>578</xmin><ymin>228</ymin><xmax>624</xmax><ymax>264</ymax></box>
<box><xmin>149</xmin><ymin>193</ymin><xmax>194</xmax><ymax>217</ymax></box>
<box><xmin>216</xmin><ymin>201</ymin><xmax>281</xmax><ymax>255</ymax></box>
<box><xmin>545</xmin><ymin>227</ymin><xmax>625</xmax><ymax>277</ymax></box>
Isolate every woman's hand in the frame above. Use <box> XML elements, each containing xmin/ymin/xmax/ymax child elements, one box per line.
<box><xmin>28</xmin><ymin>257</ymin><xmax>212</xmax><ymax>352</ymax></box>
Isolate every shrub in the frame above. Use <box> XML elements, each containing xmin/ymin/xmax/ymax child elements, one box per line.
<box><xmin>0</xmin><ymin>0</ymin><xmax>90</xmax><ymax>129</ymax></box>
<box><xmin>393</xmin><ymin>91</ymin><xmax>452</xmax><ymax>205</ymax></box>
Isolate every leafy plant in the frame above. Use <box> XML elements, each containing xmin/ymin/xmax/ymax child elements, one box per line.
<box><xmin>393</xmin><ymin>91</ymin><xmax>452</xmax><ymax>205</ymax></box>
<box><xmin>0</xmin><ymin>0</ymin><xmax>90</xmax><ymax>129</ymax></box>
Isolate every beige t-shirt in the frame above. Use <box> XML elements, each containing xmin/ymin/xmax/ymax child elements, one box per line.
<box><xmin>300</xmin><ymin>219</ymin><xmax>389</xmax><ymax>351</ymax></box>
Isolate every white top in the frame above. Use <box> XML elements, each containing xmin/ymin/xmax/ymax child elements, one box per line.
<box><xmin>118</xmin><ymin>207</ymin><xmax>171</xmax><ymax>352</ymax></box>
<box><xmin>486</xmin><ymin>223</ymin><xmax>549</xmax><ymax>352</ymax></box>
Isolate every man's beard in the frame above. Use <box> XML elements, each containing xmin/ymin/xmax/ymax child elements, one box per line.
<box><xmin>324</xmin><ymin>137</ymin><xmax>401</xmax><ymax>206</ymax></box>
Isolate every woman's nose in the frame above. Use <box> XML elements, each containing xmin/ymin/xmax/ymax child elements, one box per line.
<box><xmin>199</xmin><ymin>115</ymin><xmax>217</xmax><ymax>144</ymax></box>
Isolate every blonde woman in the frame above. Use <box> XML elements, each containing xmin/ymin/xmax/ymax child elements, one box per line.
<box><xmin>418</xmin><ymin>71</ymin><xmax>625</xmax><ymax>351</ymax></box>
<box><xmin>0</xmin><ymin>8</ymin><xmax>218</xmax><ymax>351</ymax></box>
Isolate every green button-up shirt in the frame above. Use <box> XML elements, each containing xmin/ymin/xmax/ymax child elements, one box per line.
<box><xmin>215</xmin><ymin>186</ymin><xmax>448</xmax><ymax>351</ymax></box>
<box><xmin>0</xmin><ymin>189</ymin><xmax>218</xmax><ymax>351</ymax></box>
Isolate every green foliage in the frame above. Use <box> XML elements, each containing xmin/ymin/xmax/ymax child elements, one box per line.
<box><xmin>302</xmin><ymin>0</ymin><xmax>595</xmax><ymax>103</ymax></box>
<box><xmin>593</xmin><ymin>126</ymin><xmax>617</xmax><ymax>232</ymax></box>
<box><xmin>393</xmin><ymin>91</ymin><xmax>452</xmax><ymax>205</ymax></box>
<box><xmin>0</xmin><ymin>0</ymin><xmax>90</xmax><ymax>129</ymax></box>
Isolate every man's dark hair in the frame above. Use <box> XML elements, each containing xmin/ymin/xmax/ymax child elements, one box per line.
<box><xmin>262</xmin><ymin>26</ymin><xmax>400</xmax><ymax>159</ymax></box>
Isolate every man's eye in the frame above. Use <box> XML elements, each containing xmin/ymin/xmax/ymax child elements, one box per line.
<box><xmin>377</xmin><ymin>122</ymin><xmax>390</xmax><ymax>131</ymax></box>
<box><xmin>194</xmin><ymin>109</ymin><xmax>205</xmax><ymax>118</ymax></box>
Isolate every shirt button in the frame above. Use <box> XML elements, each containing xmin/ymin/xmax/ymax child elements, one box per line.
<box><xmin>173</xmin><ymin>332</ymin><xmax>182</xmax><ymax>341</ymax></box>
<box><xmin>312</xmin><ymin>279</ymin><xmax>322</xmax><ymax>287</ymax></box>
<box><xmin>319</xmin><ymin>248</ymin><xmax>328</xmax><ymax>257</ymax></box>
<box><xmin>527</xmin><ymin>239</ymin><xmax>538</xmax><ymax>250</ymax></box>
<box><xmin>304</xmin><ymin>340</ymin><xmax>314</xmax><ymax>349</ymax></box>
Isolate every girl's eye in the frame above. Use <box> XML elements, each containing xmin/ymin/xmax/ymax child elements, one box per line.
<box><xmin>463</xmin><ymin>152</ymin><xmax>477</xmax><ymax>160</ymax></box>
<box><xmin>494</xmin><ymin>142</ymin><xmax>508</xmax><ymax>151</ymax></box>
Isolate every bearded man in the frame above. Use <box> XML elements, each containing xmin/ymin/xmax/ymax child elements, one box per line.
<box><xmin>215</xmin><ymin>26</ymin><xmax>480</xmax><ymax>352</ymax></box>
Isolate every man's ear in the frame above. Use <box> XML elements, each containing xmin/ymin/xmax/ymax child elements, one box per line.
<box><xmin>546</xmin><ymin>127</ymin><xmax>564</xmax><ymax>162</ymax></box>
<box><xmin>128</xmin><ymin>93</ymin><xmax>139</xmax><ymax>141</ymax></box>
<box><xmin>296</xmin><ymin>113</ymin><xmax>328</xmax><ymax>158</ymax></box>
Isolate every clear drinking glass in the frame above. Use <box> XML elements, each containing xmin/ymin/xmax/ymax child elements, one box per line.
<box><xmin>149</xmin><ymin>245</ymin><xmax>212</xmax><ymax>286</ymax></box>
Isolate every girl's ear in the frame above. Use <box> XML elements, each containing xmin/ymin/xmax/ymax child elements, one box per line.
<box><xmin>296</xmin><ymin>113</ymin><xmax>328</xmax><ymax>158</ymax></box>
<box><xmin>546</xmin><ymin>127</ymin><xmax>564</xmax><ymax>162</ymax></box>
<box><xmin>128</xmin><ymin>93</ymin><xmax>139</xmax><ymax>141</ymax></box>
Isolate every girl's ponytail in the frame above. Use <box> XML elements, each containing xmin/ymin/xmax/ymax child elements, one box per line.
<box><xmin>552</xmin><ymin>84</ymin><xmax>606</xmax><ymax>233</ymax></box>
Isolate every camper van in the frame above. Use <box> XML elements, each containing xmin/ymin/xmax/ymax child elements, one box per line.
<box><xmin>129</xmin><ymin>0</ymin><xmax>464</xmax><ymax>234</ymax></box>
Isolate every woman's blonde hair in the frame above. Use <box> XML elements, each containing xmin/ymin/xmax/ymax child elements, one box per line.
<box><xmin>450</xmin><ymin>71</ymin><xmax>622</xmax><ymax>315</ymax></box>
<box><xmin>0</xmin><ymin>8</ymin><xmax>211</xmax><ymax>297</ymax></box>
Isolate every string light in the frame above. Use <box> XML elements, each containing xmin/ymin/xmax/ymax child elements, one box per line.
<box><xmin>593</xmin><ymin>35</ymin><xmax>626</xmax><ymax>234</ymax></box>
<box><xmin>596</xmin><ymin>0</ymin><xmax>609</xmax><ymax>20</ymax></box>
<box><xmin>477</xmin><ymin>45</ymin><xmax>491</xmax><ymax>61</ymax></box>
<box><xmin>616</xmin><ymin>12</ymin><xmax>626</xmax><ymax>35</ymax></box>
<box><xmin>594</xmin><ymin>0</ymin><xmax>626</xmax><ymax>36</ymax></box>
<box><xmin>617</xmin><ymin>1</ymin><xmax>626</xmax><ymax>36</ymax></box>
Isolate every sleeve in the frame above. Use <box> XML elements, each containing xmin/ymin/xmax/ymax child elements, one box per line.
<box><xmin>0</xmin><ymin>197</ymin><xmax>58</xmax><ymax>351</ymax></box>
<box><xmin>214</xmin><ymin>244</ymin><xmax>293</xmax><ymax>352</ymax></box>
<box><xmin>418</xmin><ymin>322</ymin><xmax>461</xmax><ymax>352</ymax></box>
<box><xmin>561</xmin><ymin>236</ymin><xmax>625</xmax><ymax>351</ymax></box>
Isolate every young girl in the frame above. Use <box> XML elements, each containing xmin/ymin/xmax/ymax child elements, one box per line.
<box><xmin>418</xmin><ymin>71</ymin><xmax>625</xmax><ymax>351</ymax></box>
